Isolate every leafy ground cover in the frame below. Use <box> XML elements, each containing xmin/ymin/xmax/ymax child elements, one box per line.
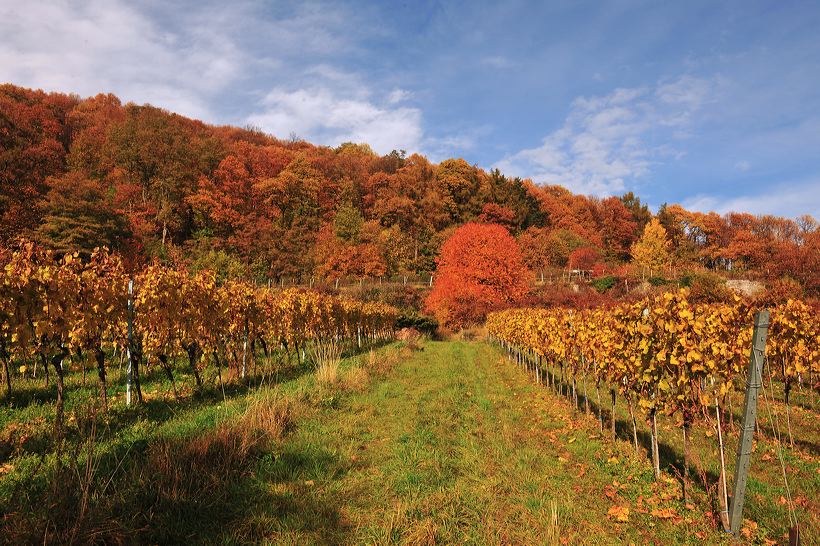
<box><xmin>1</xmin><ymin>340</ymin><xmax>817</xmax><ymax>544</ymax></box>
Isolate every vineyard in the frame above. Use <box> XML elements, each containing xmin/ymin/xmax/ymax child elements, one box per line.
<box><xmin>487</xmin><ymin>291</ymin><xmax>818</xmax><ymax>539</ymax></box>
<box><xmin>0</xmin><ymin>242</ymin><xmax>397</xmax><ymax>435</ymax></box>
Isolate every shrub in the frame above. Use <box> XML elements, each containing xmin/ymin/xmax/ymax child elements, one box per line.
<box><xmin>592</xmin><ymin>275</ymin><xmax>618</xmax><ymax>293</ymax></box>
<box><xmin>680</xmin><ymin>271</ymin><xmax>733</xmax><ymax>303</ymax></box>
<box><xmin>395</xmin><ymin>312</ymin><xmax>438</xmax><ymax>335</ymax></box>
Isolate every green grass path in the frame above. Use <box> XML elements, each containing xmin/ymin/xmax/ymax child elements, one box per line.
<box><xmin>246</xmin><ymin>341</ymin><xmax>732</xmax><ymax>545</ymax></box>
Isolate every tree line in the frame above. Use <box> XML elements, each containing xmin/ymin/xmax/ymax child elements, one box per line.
<box><xmin>1</xmin><ymin>84</ymin><xmax>816</xmax><ymax>294</ymax></box>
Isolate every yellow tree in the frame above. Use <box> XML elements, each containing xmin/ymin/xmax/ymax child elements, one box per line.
<box><xmin>631</xmin><ymin>217</ymin><xmax>671</xmax><ymax>278</ymax></box>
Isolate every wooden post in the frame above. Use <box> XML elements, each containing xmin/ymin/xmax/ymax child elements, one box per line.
<box><xmin>729</xmin><ymin>310</ymin><xmax>770</xmax><ymax>534</ymax></box>
<box><xmin>126</xmin><ymin>279</ymin><xmax>134</xmax><ymax>406</ymax></box>
<box><xmin>241</xmin><ymin>322</ymin><xmax>248</xmax><ymax>380</ymax></box>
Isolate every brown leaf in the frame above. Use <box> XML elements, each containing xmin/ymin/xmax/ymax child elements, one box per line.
<box><xmin>607</xmin><ymin>505</ymin><xmax>630</xmax><ymax>522</ymax></box>
<box><xmin>651</xmin><ymin>507</ymin><xmax>678</xmax><ymax>520</ymax></box>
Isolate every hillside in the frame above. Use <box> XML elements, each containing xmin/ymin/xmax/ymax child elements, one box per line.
<box><xmin>1</xmin><ymin>83</ymin><xmax>817</xmax><ymax>296</ymax></box>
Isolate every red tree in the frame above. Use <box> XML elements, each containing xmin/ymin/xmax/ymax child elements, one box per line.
<box><xmin>568</xmin><ymin>246</ymin><xmax>600</xmax><ymax>271</ymax></box>
<box><xmin>425</xmin><ymin>223</ymin><xmax>531</xmax><ymax>328</ymax></box>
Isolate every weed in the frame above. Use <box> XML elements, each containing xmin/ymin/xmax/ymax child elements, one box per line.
<box><xmin>342</xmin><ymin>365</ymin><xmax>370</xmax><ymax>392</ymax></box>
<box><xmin>310</xmin><ymin>338</ymin><xmax>341</xmax><ymax>386</ymax></box>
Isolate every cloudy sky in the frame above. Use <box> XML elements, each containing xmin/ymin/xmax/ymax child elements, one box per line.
<box><xmin>2</xmin><ymin>0</ymin><xmax>819</xmax><ymax>217</ymax></box>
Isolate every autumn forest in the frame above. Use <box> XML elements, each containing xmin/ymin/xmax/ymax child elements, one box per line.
<box><xmin>3</xmin><ymin>83</ymin><xmax>817</xmax><ymax>298</ymax></box>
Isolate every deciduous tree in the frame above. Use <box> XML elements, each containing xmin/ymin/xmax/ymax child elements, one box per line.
<box><xmin>426</xmin><ymin>223</ymin><xmax>530</xmax><ymax>328</ymax></box>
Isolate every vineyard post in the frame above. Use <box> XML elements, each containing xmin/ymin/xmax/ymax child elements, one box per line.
<box><xmin>728</xmin><ymin>309</ymin><xmax>770</xmax><ymax>535</ymax></box>
<box><xmin>126</xmin><ymin>279</ymin><xmax>134</xmax><ymax>406</ymax></box>
<box><xmin>241</xmin><ymin>321</ymin><xmax>248</xmax><ymax>380</ymax></box>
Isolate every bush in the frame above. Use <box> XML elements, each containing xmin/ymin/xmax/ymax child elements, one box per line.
<box><xmin>395</xmin><ymin>312</ymin><xmax>438</xmax><ymax>335</ymax></box>
<box><xmin>679</xmin><ymin>271</ymin><xmax>732</xmax><ymax>303</ymax></box>
<box><xmin>592</xmin><ymin>275</ymin><xmax>618</xmax><ymax>293</ymax></box>
<box><xmin>648</xmin><ymin>276</ymin><xmax>669</xmax><ymax>286</ymax></box>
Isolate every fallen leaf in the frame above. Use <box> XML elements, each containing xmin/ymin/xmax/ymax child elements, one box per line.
<box><xmin>607</xmin><ymin>505</ymin><xmax>630</xmax><ymax>522</ymax></box>
<box><xmin>740</xmin><ymin>519</ymin><xmax>758</xmax><ymax>539</ymax></box>
<box><xmin>651</xmin><ymin>507</ymin><xmax>678</xmax><ymax>520</ymax></box>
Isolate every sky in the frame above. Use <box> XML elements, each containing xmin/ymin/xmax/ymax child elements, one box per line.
<box><xmin>1</xmin><ymin>0</ymin><xmax>819</xmax><ymax>218</ymax></box>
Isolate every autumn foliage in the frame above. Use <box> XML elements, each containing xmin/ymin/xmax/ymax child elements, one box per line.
<box><xmin>425</xmin><ymin>223</ymin><xmax>531</xmax><ymax>328</ymax></box>
<box><xmin>0</xmin><ymin>83</ymin><xmax>817</xmax><ymax>295</ymax></box>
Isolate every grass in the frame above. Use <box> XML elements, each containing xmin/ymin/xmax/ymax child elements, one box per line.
<box><xmin>1</xmin><ymin>339</ymin><xmax>817</xmax><ymax>544</ymax></box>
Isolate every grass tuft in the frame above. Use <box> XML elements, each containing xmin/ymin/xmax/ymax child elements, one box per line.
<box><xmin>342</xmin><ymin>365</ymin><xmax>370</xmax><ymax>392</ymax></box>
<box><xmin>310</xmin><ymin>338</ymin><xmax>341</xmax><ymax>386</ymax></box>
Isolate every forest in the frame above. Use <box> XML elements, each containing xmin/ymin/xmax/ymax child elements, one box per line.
<box><xmin>2</xmin><ymin>83</ymin><xmax>817</xmax><ymax>296</ymax></box>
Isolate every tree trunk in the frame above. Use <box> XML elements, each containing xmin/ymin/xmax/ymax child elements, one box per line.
<box><xmin>596</xmin><ymin>385</ymin><xmax>603</xmax><ymax>433</ymax></box>
<box><xmin>42</xmin><ymin>352</ymin><xmax>50</xmax><ymax>387</ymax></box>
<box><xmin>572</xmin><ymin>375</ymin><xmax>579</xmax><ymax>410</ymax></box>
<box><xmin>214</xmin><ymin>350</ymin><xmax>226</xmax><ymax>402</ymax></box>
<box><xmin>51</xmin><ymin>350</ymin><xmax>68</xmax><ymax>451</ymax></box>
<box><xmin>583</xmin><ymin>375</ymin><xmax>589</xmax><ymax>415</ymax></box>
<box><xmin>1</xmin><ymin>345</ymin><xmax>11</xmax><ymax>404</ymax></box>
<box><xmin>650</xmin><ymin>409</ymin><xmax>661</xmax><ymax>479</ymax></box>
<box><xmin>186</xmin><ymin>344</ymin><xmax>203</xmax><ymax>388</ymax></box>
<box><xmin>94</xmin><ymin>345</ymin><xmax>108</xmax><ymax>413</ymax></box>
<box><xmin>610</xmin><ymin>388</ymin><xmax>617</xmax><ymax>443</ymax></box>
<box><xmin>628</xmin><ymin>398</ymin><xmax>639</xmax><ymax>454</ymax></box>
<box><xmin>132</xmin><ymin>344</ymin><xmax>144</xmax><ymax>404</ymax></box>
<box><xmin>784</xmin><ymin>380</ymin><xmax>794</xmax><ymax>448</ymax></box>
<box><xmin>158</xmin><ymin>354</ymin><xmax>178</xmax><ymax>398</ymax></box>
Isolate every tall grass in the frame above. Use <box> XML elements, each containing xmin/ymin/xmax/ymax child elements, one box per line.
<box><xmin>309</xmin><ymin>337</ymin><xmax>341</xmax><ymax>386</ymax></box>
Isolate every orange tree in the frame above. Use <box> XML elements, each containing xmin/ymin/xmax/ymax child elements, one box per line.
<box><xmin>426</xmin><ymin>223</ymin><xmax>531</xmax><ymax>329</ymax></box>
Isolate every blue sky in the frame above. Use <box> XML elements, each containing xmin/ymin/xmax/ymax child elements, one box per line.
<box><xmin>2</xmin><ymin>1</ymin><xmax>819</xmax><ymax>218</ymax></box>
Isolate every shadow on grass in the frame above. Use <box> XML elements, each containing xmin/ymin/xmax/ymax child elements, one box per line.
<box><xmin>1</xmin><ymin>398</ymin><xmax>351</xmax><ymax>544</ymax></box>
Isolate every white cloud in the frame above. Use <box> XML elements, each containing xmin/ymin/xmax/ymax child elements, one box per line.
<box><xmin>683</xmin><ymin>179</ymin><xmax>820</xmax><ymax>218</ymax></box>
<box><xmin>247</xmin><ymin>86</ymin><xmax>422</xmax><ymax>154</ymax></box>
<box><xmin>735</xmin><ymin>160</ymin><xmax>751</xmax><ymax>172</ymax></box>
<box><xmin>494</xmin><ymin>76</ymin><xmax>716</xmax><ymax>196</ymax></box>
<box><xmin>387</xmin><ymin>88</ymin><xmax>412</xmax><ymax>104</ymax></box>
<box><xmin>0</xmin><ymin>0</ymin><xmax>247</xmax><ymax>120</ymax></box>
